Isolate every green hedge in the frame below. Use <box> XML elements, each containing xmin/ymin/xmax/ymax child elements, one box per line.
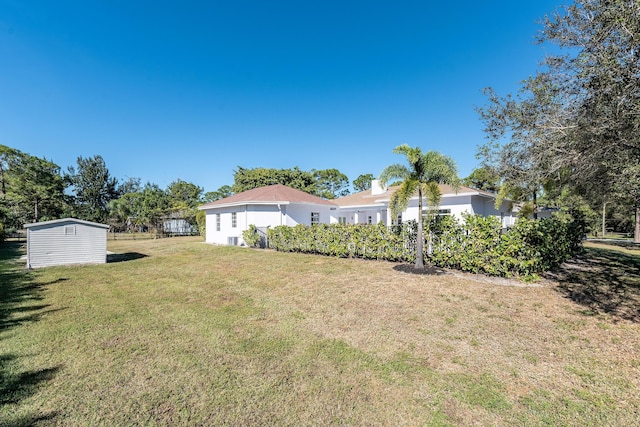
<box><xmin>267</xmin><ymin>214</ymin><xmax>584</xmax><ymax>278</ymax></box>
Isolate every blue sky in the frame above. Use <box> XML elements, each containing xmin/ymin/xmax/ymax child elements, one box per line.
<box><xmin>1</xmin><ymin>0</ymin><xmax>563</xmax><ymax>193</ymax></box>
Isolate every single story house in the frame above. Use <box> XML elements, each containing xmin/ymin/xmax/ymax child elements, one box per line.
<box><xmin>198</xmin><ymin>184</ymin><xmax>337</xmax><ymax>245</ymax></box>
<box><xmin>331</xmin><ymin>180</ymin><xmax>516</xmax><ymax>227</ymax></box>
<box><xmin>24</xmin><ymin>218</ymin><xmax>109</xmax><ymax>269</ymax></box>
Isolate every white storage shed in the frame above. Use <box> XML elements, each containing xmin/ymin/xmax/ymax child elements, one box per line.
<box><xmin>24</xmin><ymin>218</ymin><xmax>109</xmax><ymax>269</ymax></box>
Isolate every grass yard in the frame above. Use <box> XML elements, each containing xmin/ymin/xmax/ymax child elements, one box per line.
<box><xmin>1</xmin><ymin>237</ymin><xmax>640</xmax><ymax>426</ymax></box>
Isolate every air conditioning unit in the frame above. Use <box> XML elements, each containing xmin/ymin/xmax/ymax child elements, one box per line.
<box><xmin>227</xmin><ymin>236</ymin><xmax>238</xmax><ymax>246</ymax></box>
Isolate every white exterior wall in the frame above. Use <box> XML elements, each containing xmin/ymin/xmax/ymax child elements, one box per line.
<box><xmin>470</xmin><ymin>197</ymin><xmax>516</xmax><ymax>227</ymax></box>
<box><xmin>204</xmin><ymin>203</ymin><xmax>334</xmax><ymax>245</ymax></box>
<box><xmin>26</xmin><ymin>220</ymin><xmax>107</xmax><ymax>269</ymax></box>
<box><xmin>285</xmin><ymin>204</ymin><xmax>334</xmax><ymax>226</ymax></box>
<box><xmin>331</xmin><ymin>208</ymin><xmax>387</xmax><ymax>225</ymax></box>
<box><xmin>204</xmin><ymin>206</ymin><xmax>249</xmax><ymax>245</ymax></box>
<box><xmin>333</xmin><ymin>195</ymin><xmax>515</xmax><ymax>226</ymax></box>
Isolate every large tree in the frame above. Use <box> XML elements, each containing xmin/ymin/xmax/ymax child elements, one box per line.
<box><xmin>463</xmin><ymin>167</ymin><xmax>501</xmax><ymax>194</ymax></box>
<box><xmin>166</xmin><ymin>179</ymin><xmax>203</xmax><ymax>209</ymax></box>
<box><xmin>231</xmin><ymin>166</ymin><xmax>351</xmax><ymax>199</ymax></box>
<box><xmin>232</xmin><ymin>166</ymin><xmax>317</xmax><ymax>194</ymax></box>
<box><xmin>108</xmin><ymin>182</ymin><xmax>169</xmax><ymax>232</ymax></box>
<box><xmin>379</xmin><ymin>145</ymin><xmax>460</xmax><ymax>269</ymax></box>
<box><xmin>312</xmin><ymin>168</ymin><xmax>350</xmax><ymax>199</ymax></box>
<box><xmin>478</xmin><ymin>0</ymin><xmax>640</xmax><ymax>241</ymax></box>
<box><xmin>203</xmin><ymin>185</ymin><xmax>233</xmax><ymax>203</ymax></box>
<box><xmin>66</xmin><ymin>155</ymin><xmax>119</xmax><ymax>223</ymax></box>
<box><xmin>352</xmin><ymin>173</ymin><xmax>375</xmax><ymax>192</ymax></box>
<box><xmin>0</xmin><ymin>145</ymin><xmax>66</xmax><ymax>227</ymax></box>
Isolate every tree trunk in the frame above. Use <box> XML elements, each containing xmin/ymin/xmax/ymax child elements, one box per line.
<box><xmin>34</xmin><ymin>198</ymin><xmax>39</xmax><ymax>223</ymax></box>
<box><xmin>532</xmin><ymin>190</ymin><xmax>538</xmax><ymax>220</ymax></box>
<box><xmin>602</xmin><ymin>200</ymin><xmax>607</xmax><ymax>237</ymax></box>
<box><xmin>415</xmin><ymin>189</ymin><xmax>424</xmax><ymax>269</ymax></box>
<box><xmin>635</xmin><ymin>206</ymin><xmax>640</xmax><ymax>244</ymax></box>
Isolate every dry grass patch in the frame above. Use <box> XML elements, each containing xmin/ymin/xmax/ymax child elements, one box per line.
<box><xmin>1</xmin><ymin>237</ymin><xmax>639</xmax><ymax>425</ymax></box>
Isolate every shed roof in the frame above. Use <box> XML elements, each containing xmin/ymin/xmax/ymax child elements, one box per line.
<box><xmin>24</xmin><ymin>218</ymin><xmax>110</xmax><ymax>229</ymax></box>
<box><xmin>199</xmin><ymin>184</ymin><xmax>337</xmax><ymax>210</ymax></box>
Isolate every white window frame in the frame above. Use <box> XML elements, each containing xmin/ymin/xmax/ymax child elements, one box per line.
<box><xmin>231</xmin><ymin>212</ymin><xmax>237</xmax><ymax>228</ymax></box>
<box><xmin>216</xmin><ymin>213</ymin><xmax>221</xmax><ymax>231</ymax></box>
<box><xmin>311</xmin><ymin>212</ymin><xmax>320</xmax><ymax>225</ymax></box>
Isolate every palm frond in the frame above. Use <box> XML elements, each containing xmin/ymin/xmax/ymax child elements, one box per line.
<box><xmin>393</xmin><ymin>144</ymin><xmax>422</xmax><ymax>167</ymax></box>
<box><xmin>379</xmin><ymin>164</ymin><xmax>410</xmax><ymax>187</ymax></box>
<box><xmin>389</xmin><ymin>179</ymin><xmax>418</xmax><ymax>218</ymax></box>
<box><xmin>425</xmin><ymin>181</ymin><xmax>442</xmax><ymax>208</ymax></box>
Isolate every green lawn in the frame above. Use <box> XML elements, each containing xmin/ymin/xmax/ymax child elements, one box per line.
<box><xmin>1</xmin><ymin>237</ymin><xmax>639</xmax><ymax>426</ymax></box>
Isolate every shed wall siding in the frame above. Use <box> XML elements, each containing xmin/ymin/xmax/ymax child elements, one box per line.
<box><xmin>27</xmin><ymin>222</ymin><xmax>107</xmax><ymax>268</ymax></box>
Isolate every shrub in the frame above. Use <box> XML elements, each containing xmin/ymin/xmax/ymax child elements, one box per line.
<box><xmin>267</xmin><ymin>214</ymin><xmax>585</xmax><ymax>278</ymax></box>
<box><xmin>195</xmin><ymin>210</ymin><xmax>206</xmax><ymax>237</ymax></box>
<box><xmin>242</xmin><ymin>224</ymin><xmax>261</xmax><ymax>248</ymax></box>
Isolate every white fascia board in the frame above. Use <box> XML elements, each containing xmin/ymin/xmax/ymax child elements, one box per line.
<box><xmin>199</xmin><ymin>201</ymin><xmax>291</xmax><ymax>210</ymax></box>
<box><xmin>337</xmin><ymin>202</ymin><xmax>387</xmax><ymax>210</ymax></box>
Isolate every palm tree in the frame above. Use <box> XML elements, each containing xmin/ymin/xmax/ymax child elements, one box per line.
<box><xmin>379</xmin><ymin>145</ymin><xmax>461</xmax><ymax>269</ymax></box>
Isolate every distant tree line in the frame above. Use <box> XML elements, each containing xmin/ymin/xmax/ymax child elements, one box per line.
<box><xmin>0</xmin><ymin>144</ymin><xmax>376</xmax><ymax>239</ymax></box>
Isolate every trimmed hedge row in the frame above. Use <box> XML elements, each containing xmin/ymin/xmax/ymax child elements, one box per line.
<box><xmin>266</xmin><ymin>214</ymin><xmax>584</xmax><ymax>278</ymax></box>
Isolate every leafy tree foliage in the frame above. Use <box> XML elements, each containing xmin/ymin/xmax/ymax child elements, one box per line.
<box><xmin>117</xmin><ymin>177</ymin><xmax>141</xmax><ymax>195</ymax></box>
<box><xmin>379</xmin><ymin>145</ymin><xmax>460</xmax><ymax>269</ymax></box>
<box><xmin>108</xmin><ymin>182</ymin><xmax>170</xmax><ymax>232</ymax></box>
<box><xmin>232</xmin><ymin>166</ymin><xmax>316</xmax><ymax>195</ymax></box>
<box><xmin>203</xmin><ymin>185</ymin><xmax>233</xmax><ymax>203</ymax></box>
<box><xmin>312</xmin><ymin>168</ymin><xmax>349</xmax><ymax>199</ymax></box>
<box><xmin>66</xmin><ymin>155</ymin><xmax>119</xmax><ymax>223</ymax></box>
<box><xmin>352</xmin><ymin>173</ymin><xmax>375</xmax><ymax>192</ymax></box>
<box><xmin>0</xmin><ymin>145</ymin><xmax>66</xmax><ymax>229</ymax></box>
<box><xmin>477</xmin><ymin>0</ymin><xmax>640</xmax><ymax>241</ymax></box>
<box><xmin>166</xmin><ymin>179</ymin><xmax>203</xmax><ymax>209</ymax></box>
<box><xmin>463</xmin><ymin>167</ymin><xmax>501</xmax><ymax>193</ymax></box>
<box><xmin>232</xmin><ymin>166</ymin><xmax>351</xmax><ymax>199</ymax></box>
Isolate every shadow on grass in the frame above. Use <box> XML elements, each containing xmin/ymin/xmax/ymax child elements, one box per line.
<box><xmin>393</xmin><ymin>263</ymin><xmax>447</xmax><ymax>275</ymax></box>
<box><xmin>107</xmin><ymin>252</ymin><xmax>148</xmax><ymax>263</ymax></box>
<box><xmin>0</xmin><ymin>242</ymin><xmax>62</xmax><ymax>424</ymax></box>
<box><xmin>547</xmin><ymin>246</ymin><xmax>640</xmax><ymax>322</ymax></box>
<box><xmin>0</xmin><ymin>355</ymin><xmax>60</xmax><ymax>405</ymax></box>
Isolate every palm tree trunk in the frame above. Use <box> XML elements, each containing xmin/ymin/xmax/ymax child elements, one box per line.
<box><xmin>415</xmin><ymin>189</ymin><xmax>424</xmax><ymax>269</ymax></box>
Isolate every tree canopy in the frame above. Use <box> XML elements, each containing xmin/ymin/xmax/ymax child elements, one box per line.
<box><xmin>0</xmin><ymin>145</ymin><xmax>66</xmax><ymax>228</ymax></box>
<box><xmin>477</xmin><ymin>0</ymin><xmax>640</xmax><ymax>240</ymax></box>
<box><xmin>352</xmin><ymin>173</ymin><xmax>375</xmax><ymax>192</ymax></box>
<box><xmin>66</xmin><ymin>155</ymin><xmax>119</xmax><ymax>223</ymax></box>
<box><xmin>231</xmin><ymin>166</ymin><xmax>350</xmax><ymax>199</ymax></box>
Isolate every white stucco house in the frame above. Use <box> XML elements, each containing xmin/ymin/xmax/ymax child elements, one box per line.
<box><xmin>199</xmin><ymin>180</ymin><xmax>515</xmax><ymax>246</ymax></box>
<box><xmin>24</xmin><ymin>218</ymin><xmax>109</xmax><ymax>269</ymax></box>
<box><xmin>198</xmin><ymin>184</ymin><xmax>337</xmax><ymax>245</ymax></box>
<box><xmin>331</xmin><ymin>180</ymin><xmax>516</xmax><ymax>228</ymax></box>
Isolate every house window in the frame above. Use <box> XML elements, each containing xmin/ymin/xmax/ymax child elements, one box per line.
<box><xmin>395</xmin><ymin>214</ymin><xmax>402</xmax><ymax>225</ymax></box>
<box><xmin>367</xmin><ymin>216</ymin><xmax>372</xmax><ymax>224</ymax></box>
<box><xmin>216</xmin><ymin>214</ymin><xmax>221</xmax><ymax>231</ymax></box>
<box><xmin>338</xmin><ymin>216</ymin><xmax>347</xmax><ymax>225</ymax></box>
<box><xmin>311</xmin><ymin>212</ymin><xmax>320</xmax><ymax>225</ymax></box>
<box><xmin>64</xmin><ymin>226</ymin><xmax>76</xmax><ymax>235</ymax></box>
<box><xmin>231</xmin><ymin>212</ymin><xmax>237</xmax><ymax>228</ymax></box>
<box><xmin>422</xmin><ymin>208</ymin><xmax>452</xmax><ymax>218</ymax></box>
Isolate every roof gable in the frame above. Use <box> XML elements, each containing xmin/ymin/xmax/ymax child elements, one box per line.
<box><xmin>199</xmin><ymin>184</ymin><xmax>337</xmax><ymax>209</ymax></box>
<box><xmin>24</xmin><ymin>218</ymin><xmax>109</xmax><ymax>229</ymax></box>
